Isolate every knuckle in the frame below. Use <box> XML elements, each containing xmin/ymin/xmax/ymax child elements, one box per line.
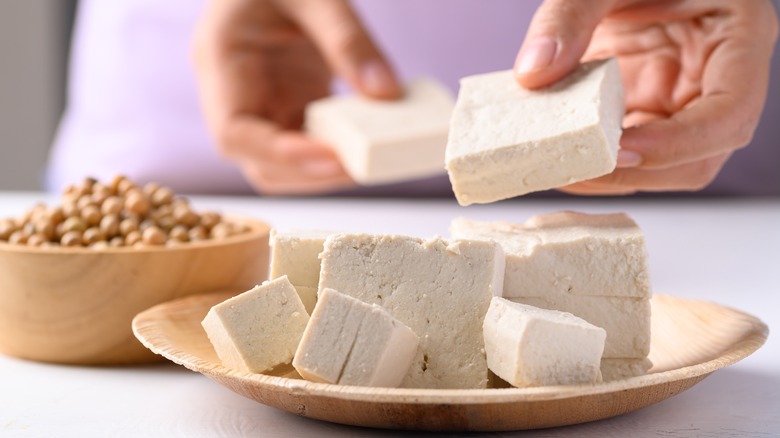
<box><xmin>214</xmin><ymin>123</ymin><xmax>243</xmax><ymax>158</ymax></box>
<box><xmin>687</xmin><ymin>161</ymin><xmax>721</xmax><ymax>191</ymax></box>
<box><xmin>243</xmin><ymin>168</ymin><xmax>277</xmax><ymax>195</ymax></box>
<box><xmin>328</xmin><ymin>23</ymin><xmax>370</xmax><ymax>59</ymax></box>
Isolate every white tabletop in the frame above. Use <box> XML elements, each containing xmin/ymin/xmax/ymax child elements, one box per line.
<box><xmin>1</xmin><ymin>192</ymin><xmax>778</xmax><ymax>437</ymax></box>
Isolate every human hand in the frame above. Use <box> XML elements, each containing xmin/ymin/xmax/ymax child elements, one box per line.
<box><xmin>514</xmin><ymin>0</ymin><xmax>778</xmax><ymax>195</ymax></box>
<box><xmin>194</xmin><ymin>0</ymin><xmax>401</xmax><ymax>195</ymax></box>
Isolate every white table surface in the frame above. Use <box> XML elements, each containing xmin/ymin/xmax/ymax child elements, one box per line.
<box><xmin>1</xmin><ymin>192</ymin><xmax>778</xmax><ymax>437</ymax></box>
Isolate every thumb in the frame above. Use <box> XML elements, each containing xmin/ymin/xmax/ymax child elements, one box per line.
<box><xmin>515</xmin><ymin>0</ymin><xmax>619</xmax><ymax>89</ymax></box>
<box><xmin>284</xmin><ymin>0</ymin><xmax>402</xmax><ymax>99</ymax></box>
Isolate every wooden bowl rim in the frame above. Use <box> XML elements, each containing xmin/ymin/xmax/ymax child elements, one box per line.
<box><xmin>0</xmin><ymin>215</ymin><xmax>270</xmax><ymax>255</ymax></box>
<box><xmin>132</xmin><ymin>293</ymin><xmax>769</xmax><ymax>405</ymax></box>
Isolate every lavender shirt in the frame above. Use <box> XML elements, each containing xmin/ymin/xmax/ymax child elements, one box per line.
<box><xmin>46</xmin><ymin>0</ymin><xmax>780</xmax><ymax>196</ymax></box>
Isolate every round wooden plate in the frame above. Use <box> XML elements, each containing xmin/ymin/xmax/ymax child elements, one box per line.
<box><xmin>132</xmin><ymin>293</ymin><xmax>767</xmax><ymax>432</ymax></box>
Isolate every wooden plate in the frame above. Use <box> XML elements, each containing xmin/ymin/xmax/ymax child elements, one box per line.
<box><xmin>132</xmin><ymin>293</ymin><xmax>767</xmax><ymax>432</ymax></box>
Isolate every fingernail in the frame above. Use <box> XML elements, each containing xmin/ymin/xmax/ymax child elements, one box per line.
<box><xmin>515</xmin><ymin>36</ymin><xmax>558</xmax><ymax>75</ymax></box>
<box><xmin>360</xmin><ymin>60</ymin><xmax>400</xmax><ymax>98</ymax></box>
<box><xmin>301</xmin><ymin>159</ymin><xmax>343</xmax><ymax>177</ymax></box>
<box><xmin>617</xmin><ymin>150</ymin><xmax>643</xmax><ymax>168</ymax></box>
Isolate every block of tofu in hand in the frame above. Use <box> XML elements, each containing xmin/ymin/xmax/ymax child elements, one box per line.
<box><xmin>319</xmin><ymin>233</ymin><xmax>505</xmax><ymax>389</ymax></box>
<box><xmin>483</xmin><ymin>297</ymin><xmax>606</xmax><ymax>387</ymax></box>
<box><xmin>201</xmin><ymin>276</ymin><xmax>309</xmax><ymax>374</ymax></box>
<box><xmin>269</xmin><ymin>229</ymin><xmax>335</xmax><ymax>314</ymax></box>
<box><xmin>305</xmin><ymin>78</ymin><xmax>454</xmax><ymax>185</ymax></box>
<box><xmin>292</xmin><ymin>288</ymin><xmax>419</xmax><ymax>387</ymax></box>
<box><xmin>446</xmin><ymin>58</ymin><xmax>624</xmax><ymax>205</ymax></box>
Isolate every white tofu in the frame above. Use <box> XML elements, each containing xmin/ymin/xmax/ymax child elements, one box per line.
<box><xmin>269</xmin><ymin>229</ymin><xmax>333</xmax><ymax>313</ymax></box>
<box><xmin>319</xmin><ymin>234</ymin><xmax>505</xmax><ymax>389</ymax></box>
<box><xmin>514</xmin><ymin>295</ymin><xmax>650</xmax><ymax>358</ymax></box>
<box><xmin>483</xmin><ymin>297</ymin><xmax>605</xmax><ymax>387</ymax></box>
<box><xmin>446</xmin><ymin>58</ymin><xmax>624</xmax><ymax>205</ymax></box>
<box><xmin>450</xmin><ymin>212</ymin><xmax>651</xmax><ymax>359</ymax></box>
<box><xmin>601</xmin><ymin>358</ymin><xmax>653</xmax><ymax>381</ymax></box>
<box><xmin>269</xmin><ymin>229</ymin><xmax>333</xmax><ymax>288</ymax></box>
<box><xmin>305</xmin><ymin>78</ymin><xmax>454</xmax><ymax>185</ymax></box>
<box><xmin>201</xmin><ymin>276</ymin><xmax>309</xmax><ymax>374</ymax></box>
<box><xmin>292</xmin><ymin>288</ymin><xmax>419</xmax><ymax>387</ymax></box>
<box><xmin>294</xmin><ymin>286</ymin><xmax>318</xmax><ymax>316</ymax></box>
<box><xmin>450</xmin><ymin>212</ymin><xmax>651</xmax><ymax>298</ymax></box>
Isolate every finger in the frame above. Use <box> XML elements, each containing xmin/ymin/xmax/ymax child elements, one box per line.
<box><xmin>218</xmin><ymin>116</ymin><xmax>339</xmax><ymax>165</ymax></box>
<box><xmin>567</xmin><ymin>152</ymin><xmax>731</xmax><ymax>193</ymax></box>
<box><xmin>282</xmin><ymin>0</ymin><xmax>402</xmax><ymax>99</ymax></box>
<box><xmin>619</xmin><ymin>3</ymin><xmax>777</xmax><ymax>168</ymax></box>
<box><xmin>558</xmin><ymin>183</ymin><xmax>638</xmax><ymax>196</ymax></box>
<box><xmin>241</xmin><ymin>162</ymin><xmax>355</xmax><ymax>196</ymax></box>
<box><xmin>620</xmin><ymin>45</ymin><xmax>772</xmax><ymax>168</ymax></box>
<box><xmin>515</xmin><ymin>0</ymin><xmax>621</xmax><ymax>89</ymax></box>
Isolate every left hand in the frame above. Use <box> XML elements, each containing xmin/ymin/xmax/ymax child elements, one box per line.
<box><xmin>515</xmin><ymin>0</ymin><xmax>779</xmax><ymax>195</ymax></box>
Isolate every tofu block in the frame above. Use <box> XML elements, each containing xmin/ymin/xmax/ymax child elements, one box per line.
<box><xmin>445</xmin><ymin>58</ymin><xmax>624</xmax><ymax>205</ymax></box>
<box><xmin>305</xmin><ymin>78</ymin><xmax>454</xmax><ymax>185</ymax></box>
<box><xmin>269</xmin><ymin>229</ymin><xmax>333</xmax><ymax>313</ymax></box>
<box><xmin>294</xmin><ymin>286</ymin><xmax>318</xmax><ymax>316</ymax></box>
<box><xmin>319</xmin><ymin>234</ymin><xmax>505</xmax><ymax>389</ymax></box>
<box><xmin>483</xmin><ymin>297</ymin><xmax>606</xmax><ymax>387</ymax></box>
<box><xmin>270</xmin><ymin>229</ymin><xmax>333</xmax><ymax>288</ymax></box>
<box><xmin>292</xmin><ymin>288</ymin><xmax>419</xmax><ymax>387</ymax></box>
<box><xmin>450</xmin><ymin>212</ymin><xmax>651</xmax><ymax>298</ymax></box>
<box><xmin>601</xmin><ymin>358</ymin><xmax>653</xmax><ymax>381</ymax></box>
<box><xmin>514</xmin><ymin>295</ymin><xmax>650</xmax><ymax>358</ymax></box>
<box><xmin>201</xmin><ymin>276</ymin><xmax>309</xmax><ymax>373</ymax></box>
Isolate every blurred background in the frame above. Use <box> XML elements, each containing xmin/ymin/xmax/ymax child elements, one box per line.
<box><xmin>0</xmin><ymin>1</ymin><xmax>76</xmax><ymax>190</ymax></box>
<box><xmin>1</xmin><ymin>1</ymin><xmax>778</xmax><ymax>194</ymax></box>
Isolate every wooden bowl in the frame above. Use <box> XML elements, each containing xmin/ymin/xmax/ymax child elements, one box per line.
<box><xmin>0</xmin><ymin>217</ymin><xmax>270</xmax><ymax>365</ymax></box>
<box><xmin>133</xmin><ymin>293</ymin><xmax>768</xmax><ymax>432</ymax></box>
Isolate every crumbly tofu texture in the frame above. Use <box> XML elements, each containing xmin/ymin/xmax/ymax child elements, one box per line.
<box><xmin>270</xmin><ymin>229</ymin><xmax>332</xmax><ymax>288</ymax></box>
<box><xmin>318</xmin><ymin>234</ymin><xmax>505</xmax><ymax>389</ymax></box>
<box><xmin>305</xmin><ymin>78</ymin><xmax>454</xmax><ymax>185</ymax></box>
<box><xmin>450</xmin><ymin>212</ymin><xmax>651</xmax><ymax>298</ymax></box>
<box><xmin>201</xmin><ymin>276</ymin><xmax>309</xmax><ymax>374</ymax></box>
<box><xmin>601</xmin><ymin>357</ymin><xmax>653</xmax><ymax>381</ymax></box>
<box><xmin>293</xmin><ymin>286</ymin><xmax>318</xmax><ymax>316</ymax></box>
<box><xmin>451</xmin><ymin>211</ymin><xmax>652</xmax><ymax>359</ymax></box>
<box><xmin>269</xmin><ymin>229</ymin><xmax>334</xmax><ymax>313</ymax></box>
<box><xmin>445</xmin><ymin>58</ymin><xmax>624</xmax><ymax>205</ymax></box>
<box><xmin>293</xmin><ymin>288</ymin><xmax>419</xmax><ymax>387</ymax></box>
<box><xmin>483</xmin><ymin>297</ymin><xmax>605</xmax><ymax>387</ymax></box>
<box><xmin>515</xmin><ymin>295</ymin><xmax>650</xmax><ymax>358</ymax></box>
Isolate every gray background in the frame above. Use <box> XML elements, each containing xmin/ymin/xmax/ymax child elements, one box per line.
<box><xmin>0</xmin><ymin>0</ymin><xmax>75</xmax><ymax>191</ymax></box>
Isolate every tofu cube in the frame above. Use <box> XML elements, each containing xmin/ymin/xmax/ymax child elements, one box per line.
<box><xmin>515</xmin><ymin>295</ymin><xmax>650</xmax><ymax>358</ymax></box>
<box><xmin>451</xmin><ymin>211</ymin><xmax>652</xmax><ymax>359</ymax></box>
<box><xmin>446</xmin><ymin>58</ymin><xmax>624</xmax><ymax>205</ymax></box>
<box><xmin>305</xmin><ymin>78</ymin><xmax>454</xmax><ymax>185</ymax></box>
<box><xmin>450</xmin><ymin>212</ymin><xmax>651</xmax><ymax>298</ymax></box>
<box><xmin>483</xmin><ymin>297</ymin><xmax>606</xmax><ymax>387</ymax></box>
<box><xmin>601</xmin><ymin>357</ymin><xmax>653</xmax><ymax>381</ymax></box>
<box><xmin>201</xmin><ymin>276</ymin><xmax>309</xmax><ymax>373</ymax></box>
<box><xmin>319</xmin><ymin>234</ymin><xmax>505</xmax><ymax>389</ymax></box>
<box><xmin>292</xmin><ymin>288</ymin><xmax>419</xmax><ymax>387</ymax></box>
<box><xmin>269</xmin><ymin>229</ymin><xmax>334</xmax><ymax>314</ymax></box>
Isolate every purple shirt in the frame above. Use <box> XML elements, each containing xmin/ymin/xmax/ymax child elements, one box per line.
<box><xmin>47</xmin><ymin>0</ymin><xmax>780</xmax><ymax>196</ymax></box>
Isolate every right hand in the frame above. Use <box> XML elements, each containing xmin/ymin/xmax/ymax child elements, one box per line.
<box><xmin>193</xmin><ymin>0</ymin><xmax>402</xmax><ymax>195</ymax></box>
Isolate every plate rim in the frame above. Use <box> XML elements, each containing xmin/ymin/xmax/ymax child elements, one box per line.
<box><xmin>131</xmin><ymin>292</ymin><xmax>769</xmax><ymax>405</ymax></box>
